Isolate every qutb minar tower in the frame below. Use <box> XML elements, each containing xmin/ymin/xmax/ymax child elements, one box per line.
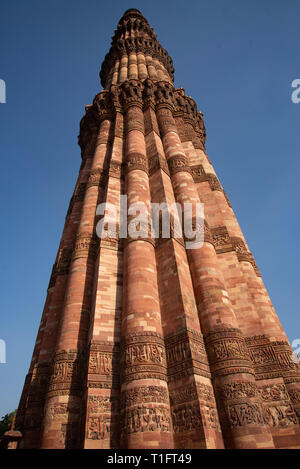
<box><xmin>11</xmin><ymin>9</ymin><xmax>300</xmax><ymax>449</ymax></box>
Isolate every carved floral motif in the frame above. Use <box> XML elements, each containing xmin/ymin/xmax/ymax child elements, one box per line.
<box><xmin>121</xmin><ymin>405</ymin><xmax>171</xmax><ymax>435</ymax></box>
<box><xmin>226</xmin><ymin>403</ymin><xmax>265</xmax><ymax>428</ymax></box>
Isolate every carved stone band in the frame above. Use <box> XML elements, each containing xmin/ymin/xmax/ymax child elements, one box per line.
<box><xmin>120</xmin><ymin>332</ymin><xmax>167</xmax><ymax>383</ymax></box>
<box><xmin>126</xmin><ymin>152</ymin><xmax>149</xmax><ymax>175</ymax></box>
<box><xmin>73</xmin><ymin>232</ymin><xmax>99</xmax><ymax>261</ymax></box>
<box><xmin>210</xmin><ymin>229</ymin><xmax>261</xmax><ymax>277</ymax></box>
<box><xmin>47</xmin><ymin>350</ymin><xmax>82</xmax><ymax>398</ymax></box>
<box><xmin>87</xmin><ymin>168</ymin><xmax>108</xmax><ymax>189</ymax></box>
<box><xmin>167</xmin><ymin>155</ymin><xmax>191</xmax><ymax>176</ymax></box>
<box><xmin>204</xmin><ymin>328</ymin><xmax>253</xmax><ymax>377</ymax></box>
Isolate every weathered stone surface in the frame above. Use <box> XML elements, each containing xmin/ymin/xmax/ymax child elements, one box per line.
<box><xmin>10</xmin><ymin>8</ymin><xmax>300</xmax><ymax>451</ymax></box>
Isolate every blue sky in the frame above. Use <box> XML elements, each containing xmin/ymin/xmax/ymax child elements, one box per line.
<box><xmin>0</xmin><ymin>0</ymin><xmax>299</xmax><ymax>418</ymax></box>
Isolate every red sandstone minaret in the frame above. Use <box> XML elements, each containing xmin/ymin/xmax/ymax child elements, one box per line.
<box><xmin>12</xmin><ymin>9</ymin><xmax>300</xmax><ymax>449</ymax></box>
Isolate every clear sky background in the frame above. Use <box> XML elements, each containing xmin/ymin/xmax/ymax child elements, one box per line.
<box><xmin>0</xmin><ymin>0</ymin><xmax>299</xmax><ymax>418</ymax></box>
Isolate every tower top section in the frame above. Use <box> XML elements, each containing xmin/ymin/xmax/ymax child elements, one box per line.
<box><xmin>123</xmin><ymin>9</ymin><xmax>144</xmax><ymax>17</ymax></box>
<box><xmin>100</xmin><ymin>9</ymin><xmax>174</xmax><ymax>88</ymax></box>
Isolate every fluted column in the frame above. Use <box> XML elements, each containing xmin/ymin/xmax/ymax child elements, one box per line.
<box><xmin>145</xmin><ymin>55</ymin><xmax>158</xmax><ymax>81</ymax></box>
<box><xmin>176</xmin><ymin>117</ymin><xmax>265</xmax><ymax>339</ymax></box>
<box><xmin>181</xmin><ymin>128</ymin><xmax>300</xmax><ymax>436</ymax></box>
<box><xmin>16</xmin><ymin>118</ymin><xmax>98</xmax><ymax>448</ymax></box>
<box><xmin>128</xmin><ymin>52</ymin><xmax>138</xmax><ymax>79</ymax></box>
<box><xmin>155</xmin><ymin>97</ymin><xmax>275</xmax><ymax>449</ymax></box>
<box><xmin>15</xmin><ymin>8</ymin><xmax>300</xmax><ymax>450</ymax></box>
<box><xmin>144</xmin><ymin>98</ymin><xmax>224</xmax><ymax>449</ymax></box>
<box><xmin>120</xmin><ymin>81</ymin><xmax>173</xmax><ymax>449</ymax></box>
<box><xmin>40</xmin><ymin>117</ymin><xmax>113</xmax><ymax>449</ymax></box>
<box><xmin>137</xmin><ymin>52</ymin><xmax>148</xmax><ymax>80</ymax></box>
<box><xmin>111</xmin><ymin>60</ymin><xmax>120</xmax><ymax>85</ymax></box>
<box><xmin>118</xmin><ymin>54</ymin><xmax>128</xmax><ymax>83</ymax></box>
<box><xmin>83</xmin><ymin>111</ymin><xmax>124</xmax><ymax>449</ymax></box>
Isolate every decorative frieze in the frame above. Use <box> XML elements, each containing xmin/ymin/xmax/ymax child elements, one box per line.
<box><xmin>217</xmin><ymin>382</ymin><xmax>257</xmax><ymax>400</ymax></box>
<box><xmin>205</xmin><ymin>328</ymin><xmax>253</xmax><ymax>377</ymax></box>
<box><xmin>171</xmin><ymin>405</ymin><xmax>202</xmax><ymax>433</ymax></box>
<box><xmin>88</xmin><ymin>342</ymin><xmax>120</xmax><ymax>389</ymax></box>
<box><xmin>88</xmin><ymin>352</ymin><xmax>113</xmax><ymax>375</ymax></box>
<box><xmin>190</xmin><ymin>164</ymin><xmax>206</xmax><ymax>183</ymax></box>
<box><xmin>245</xmin><ymin>335</ymin><xmax>300</xmax><ymax>380</ymax></box>
<box><xmin>44</xmin><ymin>402</ymin><xmax>80</xmax><ymax>423</ymax></box>
<box><xmin>226</xmin><ymin>402</ymin><xmax>265</xmax><ymax>428</ymax></box>
<box><xmin>86</xmin><ymin>395</ymin><xmax>120</xmax><ymax>444</ymax></box>
<box><xmin>169</xmin><ymin>382</ymin><xmax>219</xmax><ymax>431</ymax></box>
<box><xmin>121</xmin><ymin>79</ymin><xmax>143</xmax><ymax>110</ymax></box>
<box><xmin>125</xmin><ymin>152</ymin><xmax>148</xmax><ymax>175</ymax></box>
<box><xmin>167</xmin><ymin>155</ymin><xmax>191</xmax><ymax>176</ymax></box>
<box><xmin>264</xmin><ymin>404</ymin><xmax>298</xmax><ymax>428</ymax></box>
<box><xmin>255</xmin><ymin>383</ymin><xmax>298</xmax><ymax>428</ymax></box>
<box><xmin>259</xmin><ymin>383</ymin><xmax>289</xmax><ymax>402</ymax></box>
<box><xmin>214</xmin><ymin>380</ymin><xmax>267</xmax><ymax>431</ymax></box>
<box><xmin>169</xmin><ymin>383</ymin><xmax>198</xmax><ymax>407</ymax></box>
<box><xmin>231</xmin><ymin>237</ymin><xmax>251</xmax><ymax>262</ymax></box>
<box><xmin>93</xmin><ymin>90</ymin><xmax>115</xmax><ymax>122</ymax></box>
<box><xmin>73</xmin><ymin>232</ymin><xmax>99</xmax><ymax>261</ymax></box>
<box><xmin>86</xmin><ymin>168</ymin><xmax>108</xmax><ymax>189</ymax></box>
<box><xmin>121</xmin><ymin>332</ymin><xmax>167</xmax><ymax>383</ymax></box>
<box><xmin>88</xmin><ymin>395</ymin><xmax>119</xmax><ymax>414</ymax></box>
<box><xmin>121</xmin><ymin>405</ymin><xmax>171</xmax><ymax>436</ymax></box>
<box><xmin>165</xmin><ymin>329</ymin><xmax>210</xmax><ymax>380</ymax></box>
<box><xmin>205</xmin><ymin>329</ymin><xmax>249</xmax><ymax>361</ymax></box>
<box><xmin>143</xmin><ymin>79</ymin><xmax>156</xmax><ymax>112</ymax></box>
<box><xmin>87</xmin><ymin>415</ymin><xmax>119</xmax><ymax>443</ymax></box>
<box><xmin>191</xmin><ymin>166</ymin><xmax>234</xmax><ymax>208</ymax></box>
<box><xmin>121</xmin><ymin>386</ymin><xmax>169</xmax><ymax>408</ymax></box>
<box><xmin>155</xmin><ymin>82</ymin><xmax>175</xmax><ymax>110</ymax></box>
<box><xmin>208</xmin><ymin>229</ymin><xmax>261</xmax><ymax>276</ymax></box>
<box><xmin>288</xmin><ymin>389</ymin><xmax>300</xmax><ymax>404</ymax></box>
<box><xmin>206</xmin><ymin>174</ymin><xmax>223</xmax><ymax>192</ymax></box>
<box><xmin>79</xmin><ymin>81</ymin><xmax>207</xmax><ymax>149</ymax></box>
<box><xmin>148</xmin><ymin>153</ymin><xmax>170</xmax><ymax>177</ymax></box>
<box><xmin>124</xmin><ymin>340</ymin><xmax>165</xmax><ymax>365</ymax></box>
<box><xmin>211</xmin><ymin>226</ymin><xmax>232</xmax><ymax>253</ymax></box>
<box><xmin>47</xmin><ymin>350</ymin><xmax>83</xmax><ymax>398</ymax></box>
<box><xmin>109</xmin><ymin>160</ymin><xmax>123</xmax><ymax>179</ymax></box>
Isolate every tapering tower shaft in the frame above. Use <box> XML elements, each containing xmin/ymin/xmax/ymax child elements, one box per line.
<box><xmin>14</xmin><ymin>9</ymin><xmax>300</xmax><ymax>450</ymax></box>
